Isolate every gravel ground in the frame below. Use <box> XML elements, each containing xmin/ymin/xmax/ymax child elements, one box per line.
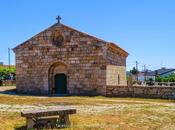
<box><xmin>0</xmin><ymin>101</ymin><xmax>173</xmax><ymax>114</ymax></box>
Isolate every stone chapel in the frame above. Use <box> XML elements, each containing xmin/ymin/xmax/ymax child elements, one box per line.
<box><xmin>13</xmin><ymin>17</ymin><xmax>128</xmax><ymax>96</ymax></box>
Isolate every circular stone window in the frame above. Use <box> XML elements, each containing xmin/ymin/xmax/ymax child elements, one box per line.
<box><xmin>52</xmin><ymin>32</ymin><xmax>64</xmax><ymax>47</ymax></box>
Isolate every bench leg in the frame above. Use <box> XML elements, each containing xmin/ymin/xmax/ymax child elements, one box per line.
<box><xmin>35</xmin><ymin>117</ymin><xmax>59</xmax><ymax>129</ymax></box>
<box><xmin>64</xmin><ymin>114</ymin><xmax>70</xmax><ymax>127</ymax></box>
<box><xmin>26</xmin><ymin>118</ymin><xmax>35</xmax><ymax>129</ymax></box>
<box><xmin>58</xmin><ymin>114</ymin><xmax>70</xmax><ymax>128</ymax></box>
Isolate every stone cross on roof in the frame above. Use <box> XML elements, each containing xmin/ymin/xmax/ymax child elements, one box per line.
<box><xmin>56</xmin><ymin>16</ymin><xmax>61</xmax><ymax>24</ymax></box>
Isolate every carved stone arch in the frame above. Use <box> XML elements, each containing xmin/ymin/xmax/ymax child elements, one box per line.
<box><xmin>48</xmin><ymin>61</ymin><xmax>68</xmax><ymax>94</ymax></box>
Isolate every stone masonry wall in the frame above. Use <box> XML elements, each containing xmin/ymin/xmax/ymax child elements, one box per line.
<box><xmin>106</xmin><ymin>44</ymin><xmax>127</xmax><ymax>86</ymax></box>
<box><xmin>106</xmin><ymin>46</ymin><xmax>126</xmax><ymax>66</ymax></box>
<box><xmin>14</xmin><ymin>24</ymin><xmax>107</xmax><ymax>95</ymax></box>
<box><xmin>107</xmin><ymin>85</ymin><xmax>175</xmax><ymax>99</ymax></box>
<box><xmin>106</xmin><ymin>65</ymin><xmax>127</xmax><ymax>86</ymax></box>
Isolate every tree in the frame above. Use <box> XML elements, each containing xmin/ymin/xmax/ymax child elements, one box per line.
<box><xmin>155</xmin><ymin>73</ymin><xmax>175</xmax><ymax>82</ymax></box>
<box><xmin>130</xmin><ymin>67</ymin><xmax>139</xmax><ymax>75</ymax></box>
<box><xmin>169</xmin><ymin>74</ymin><xmax>175</xmax><ymax>82</ymax></box>
<box><xmin>0</xmin><ymin>66</ymin><xmax>16</xmax><ymax>80</ymax></box>
<box><xmin>155</xmin><ymin>76</ymin><xmax>163</xmax><ymax>82</ymax></box>
<box><xmin>130</xmin><ymin>67</ymin><xmax>139</xmax><ymax>81</ymax></box>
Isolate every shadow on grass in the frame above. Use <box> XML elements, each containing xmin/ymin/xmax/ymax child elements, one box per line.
<box><xmin>0</xmin><ymin>87</ymin><xmax>100</xmax><ymax>98</ymax></box>
<box><xmin>0</xmin><ymin>88</ymin><xmax>17</xmax><ymax>95</ymax></box>
<box><xmin>15</xmin><ymin>125</ymin><xmax>67</xmax><ymax>130</ymax></box>
<box><xmin>0</xmin><ymin>87</ymin><xmax>174</xmax><ymax>102</ymax></box>
<box><xmin>15</xmin><ymin>126</ymin><xmax>26</xmax><ymax>130</ymax></box>
<box><xmin>0</xmin><ymin>87</ymin><xmax>50</xmax><ymax>97</ymax></box>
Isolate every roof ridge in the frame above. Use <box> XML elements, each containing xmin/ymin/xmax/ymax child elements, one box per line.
<box><xmin>13</xmin><ymin>22</ymin><xmax>128</xmax><ymax>56</ymax></box>
<box><xmin>13</xmin><ymin>23</ymin><xmax>59</xmax><ymax>51</ymax></box>
<box><xmin>60</xmin><ymin>24</ymin><xmax>128</xmax><ymax>56</ymax></box>
<box><xmin>60</xmin><ymin>23</ymin><xmax>107</xmax><ymax>43</ymax></box>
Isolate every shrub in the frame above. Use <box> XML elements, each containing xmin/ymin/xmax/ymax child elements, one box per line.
<box><xmin>155</xmin><ymin>73</ymin><xmax>175</xmax><ymax>82</ymax></box>
<box><xmin>0</xmin><ymin>66</ymin><xmax>16</xmax><ymax>80</ymax></box>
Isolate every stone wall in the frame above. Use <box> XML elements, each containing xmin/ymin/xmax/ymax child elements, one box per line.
<box><xmin>106</xmin><ymin>45</ymin><xmax>126</xmax><ymax>66</ymax></box>
<box><xmin>106</xmin><ymin>65</ymin><xmax>127</xmax><ymax>86</ymax></box>
<box><xmin>106</xmin><ymin>44</ymin><xmax>127</xmax><ymax>86</ymax></box>
<box><xmin>1</xmin><ymin>80</ymin><xmax>16</xmax><ymax>86</ymax></box>
<box><xmin>107</xmin><ymin>85</ymin><xmax>175</xmax><ymax>99</ymax></box>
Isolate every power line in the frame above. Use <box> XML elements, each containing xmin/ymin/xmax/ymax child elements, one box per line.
<box><xmin>128</xmin><ymin>60</ymin><xmax>164</xmax><ymax>71</ymax></box>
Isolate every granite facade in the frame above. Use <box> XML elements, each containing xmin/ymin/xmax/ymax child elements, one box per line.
<box><xmin>13</xmin><ymin>23</ymin><xmax>128</xmax><ymax>95</ymax></box>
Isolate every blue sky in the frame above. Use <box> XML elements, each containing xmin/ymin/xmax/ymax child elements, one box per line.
<box><xmin>0</xmin><ymin>0</ymin><xmax>175</xmax><ymax>70</ymax></box>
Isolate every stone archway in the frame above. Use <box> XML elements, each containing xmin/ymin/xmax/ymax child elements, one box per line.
<box><xmin>48</xmin><ymin>62</ymin><xmax>68</xmax><ymax>94</ymax></box>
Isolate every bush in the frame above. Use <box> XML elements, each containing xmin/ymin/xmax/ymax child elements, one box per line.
<box><xmin>155</xmin><ymin>74</ymin><xmax>175</xmax><ymax>82</ymax></box>
<box><xmin>0</xmin><ymin>66</ymin><xmax>16</xmax><ymax>80</ymax></box>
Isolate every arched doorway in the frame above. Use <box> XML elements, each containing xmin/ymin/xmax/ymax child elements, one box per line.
<box><xmin>48</xmin><ymin>62</ymin><xmax>68</xmax><ymax>94</ymax></box>
<box><xmin>55</xmin><ymin>73</ymin><xmax>67</xmax><ymax>94</ymax></box>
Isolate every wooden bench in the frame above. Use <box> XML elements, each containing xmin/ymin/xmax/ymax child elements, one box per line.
<box><xmin>21</xmin><ymin>108</ymin><xmax>76</xmax><ymax>129</ymax></box>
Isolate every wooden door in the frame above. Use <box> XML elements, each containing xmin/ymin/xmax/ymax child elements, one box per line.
<box><xmin>55</xmin><ymin>74</ymin><xmax>67</xmax><ymax>94</ymax></box>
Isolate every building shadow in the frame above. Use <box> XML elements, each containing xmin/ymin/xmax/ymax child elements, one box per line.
<box><xmin>0</xmin><ymin>88</ymin><xmax>17</xmax><ymax>95</ymax></box>
<box><xmin>0</xmin><ymin>87</ymin><xmax>49</xmax><ymax>97</ymax></box>
<box><xmin>0</xmin><ymin>87</ymin><xmax>99</xmax><ymax>98</ymax></box>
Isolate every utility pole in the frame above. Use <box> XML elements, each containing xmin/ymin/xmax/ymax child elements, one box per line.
<box><xmin>136</xmin><ymin>61</ymin><xmax>138</xmax><ymax>70</ymax></box>
<box><xmin>143</xmin><ymin>65</ymin><xmax>146</xmax><ymax>81</ymax></box>
<box><xmin>8</xmin><ymin>48</ymin><xmax>11</xmax><ymax>68</ymax></box>
<box><xmin>136</xmin><ymin>61</ymin><xmax>139</xmax><ymax>81</ymax></box>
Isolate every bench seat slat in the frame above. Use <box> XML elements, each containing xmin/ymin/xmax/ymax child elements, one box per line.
<box><xmin>21</xmin><ymin>108</ymin><xmax>76</xmax><ymax>118</ymax></box>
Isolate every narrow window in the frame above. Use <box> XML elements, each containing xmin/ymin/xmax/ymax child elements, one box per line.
<box><xmin>118</xmin><ymin>74</ymin><xmax>120</xmax><ymax>85</ymax></box>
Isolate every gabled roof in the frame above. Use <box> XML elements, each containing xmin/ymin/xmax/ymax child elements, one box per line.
<box><xmin>142</xmin><ymin>68</ymin><xmax>175</xmax><ymax>76</ymax></box>
<box><xmin>13</xmin><ymin>23</ymin><xmax>58</xmax><ymax>51</ymax></box>
<box><xmin>13</xmin><ymin>22</ymin><xmax>129</xmax><ymax>57</ymax></box>
<box><xmin>107</xmin><ymin>43</ymin><xmax>128</xmax><ymax>57</ymax></box>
